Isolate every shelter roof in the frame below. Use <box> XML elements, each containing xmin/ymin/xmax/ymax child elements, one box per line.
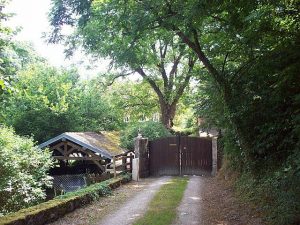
<box><xmin>39</xmin><ymin>131</ymin><xmax>126</xmax><ymax>159</ymax></box>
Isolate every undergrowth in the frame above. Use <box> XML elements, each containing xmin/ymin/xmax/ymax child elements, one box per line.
<box><xmin>221</xmin><ymin>153</ymin><xmax>300</xmax><ymax>225</ymax></box>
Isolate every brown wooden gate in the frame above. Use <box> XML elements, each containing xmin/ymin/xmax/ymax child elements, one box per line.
<box><xmin>149</xmin><ymin>136</ymin><xmax>180</xmax><ymax>176</ymax></box>
<box><xmin>149</xmin><ymin>136</ymin><xmax>212</xmax><ymax>176</ymax></box>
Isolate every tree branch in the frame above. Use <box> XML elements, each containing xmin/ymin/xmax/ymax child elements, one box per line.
<box><xmin>172</xmin><ymin>57</ymin><xmax>196</xmax><ymax>106</ymax></box>
<box><xmin>135</xmin><ymin>67</ymin><xmax>164</xmax><ymax>101</ymax></box>
<box><xmin>168</xmin><ymin>51</ymin><xmax>184</xmax><ymax>94</ymax></box>
<box><xmin>222</xmin><ymin>52</ymin><xmax>229</xmax><ymax>75</ymax></box>
<box><xmin>157</xmin><ymin>41</ymin><xmax>168</xmax><ymax>89</ymax></box>
<box><xmin>230</xmin><ymin>56</ymin><xmax>259</xmax><ymax>84</ymax></box>
<box><xmin>103</xmin><ymin>72</ymin><xmax>134</xmax><ymax>86</ymax></box>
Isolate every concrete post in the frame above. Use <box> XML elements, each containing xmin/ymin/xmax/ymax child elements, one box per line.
<box><xmin>211</xmin><ymin>137</ymin><xmax>218</xmax><ymax>176</ymax></box>
<box><xmin>132</xmin><ymin>158</ymin><xmax>139</xmax><ymax>181</ymax></box>
<box><xmin>133</xmin><ymin>135</ymin><xmax>149</xmax><ymax>179</ymax></box>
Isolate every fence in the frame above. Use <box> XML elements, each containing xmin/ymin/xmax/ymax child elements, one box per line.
<box><xmin>106</xmin><ymin>151</ymin><xmax>134</xmax><ymax>177</ymax></box>
<box><xmin>50</xmin><ymin>152</ymin><xmax>133</xmax><ymax>196</ymax></box>
<box><xmin>52</xmin><ymin>174</ymin><xmax>87</xmax><ymax>195</ymax></box>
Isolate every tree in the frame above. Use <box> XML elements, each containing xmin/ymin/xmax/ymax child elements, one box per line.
<box><xmin>120</xmin><ymin>121</ymin><xmax>171</xmax><ymax>150</ymax></box>
<box><xmin>75</xmin><ymin>78</ymin><xmax>121</xmax><ymax>131</ymax></box>
<box><xmin>3</xmin><ymin>63</ymin><xmax>80</xmax><ymax>142</ymax></box>
<box><xmin>47</xmin><ymin>1</ymin><xmax>300</xmax><ymax>223</ymax></box>
<box><xmin>48</xmin><ymin>0</ymin><xmax>200</xmax><ymax>129</ymax></box>
<box><xmin>105</xmin><ymin>80</ymin><xmax>159</xmax><ymax>123</ymax></box>
<box><xmin>48</xmin><ymin>0</ymin><xmax>299</xmax><ymax>160</ymax></box>
<box><xmin>3</xmin><ymin>62</ymin><xmax>121</xmax><ymax>143</ymax></box>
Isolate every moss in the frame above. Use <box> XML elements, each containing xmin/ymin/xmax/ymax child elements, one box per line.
<box><xmin>0</xmin><ymin>174</ymin><xmax>131</xmax><ymax>225</ymax></box>
<box><xmin>100</xmin><ymin>131</ymin><xmax>126</xmax><ymax>155</ymax></box>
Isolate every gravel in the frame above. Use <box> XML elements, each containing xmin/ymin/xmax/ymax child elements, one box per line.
<box><xmin>47</xmin><ymin>177</ymin><xmax>171</xmax><ymax>225</ymax></box>
<box><xmin>173</xmin><ymin>176</ymin><xmax>204</xmax><ymax>225</ymax></box>
<box><xmin>48</xmin><ymin>175</ymin><xmax>265</xmax><ymax>225</ymax></box>
<box><xmin>96</xmin><ymin>176</ymin><xmax>171</xmax><ymax>225</ymax></box>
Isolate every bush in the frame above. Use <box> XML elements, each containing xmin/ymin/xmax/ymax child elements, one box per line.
<box><xmin>0</xmin><ymin>126</ymin><xmax>54</xmax><ymax>215</ymax></box>
<box><xmin>0</xmin><ymin>174</ymin><xmax>131</xmax><ymax>225</ymax></box>
<box><xmin>235</xmin><ymin>166</ymin><xmax>300</xmax><ymax>225</ymax></box>
<box><xmin>120</xmin><ymin>121</ymin><xmax>172</xmax><ymax>150</ymax></box>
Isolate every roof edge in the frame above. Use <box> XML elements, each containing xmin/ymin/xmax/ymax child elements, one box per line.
<box><xmin>38</xmin><ymin>133</ymin><xmax>113</xmax><ymax>159</ymax></box>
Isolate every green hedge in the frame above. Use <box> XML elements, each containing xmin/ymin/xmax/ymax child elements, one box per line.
<box><xmin>0</xmin><ymin>174</ymin><xmax>131</xmax><ymax>225</ymax></box>
<box><xmin>120</xmin><ymin>122</ymin><xmax>171</xmax><ymax>150</ymax></box>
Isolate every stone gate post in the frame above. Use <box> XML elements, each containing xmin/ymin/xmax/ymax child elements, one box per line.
<box><xmin>132</xmin><ymin>134</ymin><xmax>149</xmax><ymax>180</ymax></box>
<box><xmin>211</xmin><ymin>137</ymin><xmax>218</xmax><ymax>176</ymax></box>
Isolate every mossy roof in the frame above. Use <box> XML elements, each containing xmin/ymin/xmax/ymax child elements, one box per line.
<box><xmin>39</xmin><ymin>131</ymin><xmax>126</xmax><ymax>159</ymax></box>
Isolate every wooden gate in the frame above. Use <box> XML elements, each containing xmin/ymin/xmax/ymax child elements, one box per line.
<box><xmin>149</xmin><ymin>136</ymin><xmax>212</xmax><ymax>176</ymax></box>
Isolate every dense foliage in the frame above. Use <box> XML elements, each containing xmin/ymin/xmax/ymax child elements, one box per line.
<box><xmin>0</xmin><ymin>0</ymin><xmax>14</xmax><ymax>96</ymax></box>
<box><xmin>120</xmin><ymin>121</ymin><xmax>171</xmax><ymax>150</ymax></box>
<box><xmin>0</xmin><ymin>126</ymin><xmax>54</xmax><ymax>215</ymax></box>
<box><xmin>105</xmin><ymin>80</ymin><xmax>159</xmax><ymax>123</ymax></box>
<box><xmin>2</xmin><ymin>63</ymin><xmax>121</xmax><ymax>143</ymax></box>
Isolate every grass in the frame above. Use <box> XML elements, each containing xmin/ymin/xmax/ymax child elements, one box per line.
<box><xmin>133</xmin><ymin>177</ymin><xmax>189</xmax><ymax>225</ymax></box>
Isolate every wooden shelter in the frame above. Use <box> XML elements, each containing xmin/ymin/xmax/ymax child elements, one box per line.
<box><xmin>39</xmin><ymin>132</ymin><xmax>127</xmax><ymax>173</ymax></box>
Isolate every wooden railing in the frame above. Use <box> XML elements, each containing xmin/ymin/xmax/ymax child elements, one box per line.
<box><xmin>106</xmin><ymin>151</ymin><xmax>134</xmax><ymax>177</ymax></box>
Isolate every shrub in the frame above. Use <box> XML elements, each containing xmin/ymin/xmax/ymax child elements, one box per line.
<box><xmin>0</xmin><ymin>126</ymin><xmax>54</xmax><ymax>215</ymax></box>
<box><xmin>120</xmin><ymin>121</ymin><xmax>172</xmax><ymax>150</ymax></box>
<box><xmin>0</xmin><ymin>174</ymin><xmax>131</xmax><ymax>225</ymax></box>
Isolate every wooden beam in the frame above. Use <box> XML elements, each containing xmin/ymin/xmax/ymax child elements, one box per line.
<box><xmin>52</xmin><ymin>148</ymin><xmax>65</xmax><ymax>156</ymax></box>
<box><xmin>63</xmin><ymin>141</ymin><xmax>68</xmax><ymax>156</ymax></box>
<box><xmin>54</xmin><ymin>156</ymin><xmax>102</xmax><ymax>161</ymax></box>
<box><xmin>65</xmin><ymin>147</ymin><xmax>78</xmax><ymax>156</ymax></box>
<box><xmin>50</xmin><ymin>142</ymin><xmax>64</xmax><ymax>150</ymax></box>
<box><xmin>92</xmin><ymin>160</ymin><xmax>105</xmax><ymax>172</ymax></box>
<box><xmin>65</xmin><ymin>141</ymin><xmax>83</xmax><ymax>150</ymax></box>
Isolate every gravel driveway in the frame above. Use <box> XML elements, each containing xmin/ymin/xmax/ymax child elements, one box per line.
<box><xmin>48</xmin><ymin>175</ymin><xmax>265</xmax><ymax>225</ymax></box>
<box><xmin>96</xmin><ymin>176</ymin><xmax>171</xmax><ymax>225</ymax></box>
<box><xmin>173</xmin><ymin>176</ymin><xmax>204</xmax><ymax>225</ymax></box>
<box><xmin>47</xmin><ymin>177</ymin><xmax>171</xmax><ymax>225</ymax></box>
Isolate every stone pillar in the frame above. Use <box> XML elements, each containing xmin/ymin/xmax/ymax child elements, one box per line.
<box><xmin>132</xmin><ymin>158</ymin><xmax>139</xmax><ymax>181</ymax></box>
<box><xmin>133</xmin><ymin>135</ymin><xmax>149</xmax><ymax>179</ymax></box>
<box><xmin>211</xmin><ymin>137</ymin><xmax>218</xmax><ymax>176</ymax></box>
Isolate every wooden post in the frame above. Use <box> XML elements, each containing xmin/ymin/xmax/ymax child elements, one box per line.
<box><xmin>113</xmin><ymin>156</ymin><xmax>116</xmax><ymax>178</ymax></box>
<box><xmin>122</xmin><ymin>155</ymin><xmax>126</xmax><ymax>172</ymax></box>
<box><xmin>129</xmin><ymin>155</ymin><xmax>133</xmax><ymax>173</ymax></box>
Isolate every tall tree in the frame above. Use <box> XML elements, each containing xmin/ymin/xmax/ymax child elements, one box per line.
<box><xmin>48</xmin><ymin>0</ymin><xmax>299</xmax><ymax>154</ymax></box>
<box><xmin>48</xmin><ymin>0</ymin><xmax>199</xmax><ymax>129</ymax></box>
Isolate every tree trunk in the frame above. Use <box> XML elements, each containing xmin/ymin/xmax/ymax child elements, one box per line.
<box><xmin>160</xmin><ymin>101</ymin><xmax>176</xmax><ymax>129</ymax></box>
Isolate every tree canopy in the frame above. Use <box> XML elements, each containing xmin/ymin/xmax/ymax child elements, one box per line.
<box><xmin>48</xmin><ymin>0</ymin><xmax>204</xmax><ymax>128</ymax></box>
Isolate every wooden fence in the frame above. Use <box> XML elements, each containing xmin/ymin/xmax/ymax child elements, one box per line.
<box><xmin>106</xmin><ymin>151</ymin><xmax>134</xmax><ymax>177</ymax></box>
